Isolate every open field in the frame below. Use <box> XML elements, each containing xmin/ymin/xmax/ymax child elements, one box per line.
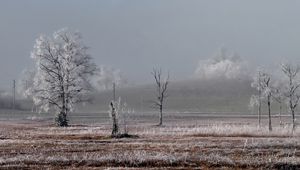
<box><xmin>0</xmin><ymin>112</ymin><xmax>299</xmax><ymax>169</ymax></box>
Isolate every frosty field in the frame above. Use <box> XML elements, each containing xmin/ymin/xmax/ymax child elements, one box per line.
<box><xmin>2</xmin><ymin>1</ymin><xmax>300</xmax><ymax>169</ymax></box>
<box><xmin>0</xmin><ymin>112</ymin><xmax>299</xmax><ymax>169</ymax></box>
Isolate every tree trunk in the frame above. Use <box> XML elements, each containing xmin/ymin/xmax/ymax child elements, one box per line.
<box><xmin>59</xmin><ymin>93</ymin><xmax>68</xmax><ymax>127</ymax></box>
<box><xmin>268</xmin><ymin>96</ymin><xmax>272</xmax><ymax>132</ymax></box>
<box><xmin>292</xmin><ymin>109</ymin><xmax>296</xmax><ymax>132</ymax></box>
<box><xmin>159</xmin><ymin>105</ymin><xmax>163</xmax><ymax>126</ymax></box>
<box><xmin>110</xmin><ymin>102</ymin><xmax>119</xmax><ymax>137</ymax></box>
<box><xmin>56</xmin><ymin>83</ymin><xmax>68</xmax><ymax>127</ymax></box>
<box><xmin>56</xmin><ymin>111</ymin><xmax>68</xmax><ymax>127</ymax></box>
<box><xmin>112</xmin><ymin>115</ymin><xmax>118</xmax><ymax>136</ymax></box>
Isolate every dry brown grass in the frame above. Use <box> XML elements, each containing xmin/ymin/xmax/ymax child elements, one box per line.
<box><xmin>0</xmin><ymin>121</ymin><xmax>299</xmax><ymax>169</ymax></box>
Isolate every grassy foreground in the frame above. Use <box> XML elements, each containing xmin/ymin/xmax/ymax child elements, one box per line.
<box><xmin>0</xmin><ymin>120</ymin><xmax>299</xmax><ymax>169</ymax></box>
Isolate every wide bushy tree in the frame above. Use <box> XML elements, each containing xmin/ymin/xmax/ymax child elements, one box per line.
<box><xmin>29</xmin><ymin>28</ymin><xmax>97</xmax><ymax>126</ymax></box>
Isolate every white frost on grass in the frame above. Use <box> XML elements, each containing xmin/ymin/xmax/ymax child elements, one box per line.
<box><xmin>0</xmin><ymin>151</ymin><xmax>184</xmax><ymax>166</ymax></box>
<box><xmin>138</xmin><ymin>124</ymin><xmax>299</xmax><ymax>137</ymax></box>
<box><xmin>33</xmin><ymin>126</ymin><xmax>110</xmax><ymax>135</ymax></box>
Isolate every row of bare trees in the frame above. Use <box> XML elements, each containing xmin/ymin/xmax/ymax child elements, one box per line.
<box><xmin>250</xmin><ymin>63</ymin><xmax>300</xmax><ymax>132</ymax></box>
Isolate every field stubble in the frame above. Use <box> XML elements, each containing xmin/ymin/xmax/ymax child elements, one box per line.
<box><xmin>0</xmin><ymin>113</ymin><xmax>299</xmax><ymax>169</ymax></box>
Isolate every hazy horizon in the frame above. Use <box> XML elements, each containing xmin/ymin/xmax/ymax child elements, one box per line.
<box><xmin>1</xmin><ymin>0</ymin><xmax>300</xmax><ymax>90</ymax></box>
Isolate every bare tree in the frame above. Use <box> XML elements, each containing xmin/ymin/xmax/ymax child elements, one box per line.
<box><xmin>281</xmin><ymin>63</ymin><xmax>300</xmax><ymax>131</ymax></box>
<box><xmin>260</xmin><ymin>72</ymin><xmax>272</xmax><ymax>131</ymax></box>
<box><xmin>251</xmin><ymin>70</ymin><xmax>263</xmax><ymax>127</ymax></box>
<box><xmin>251</xmin><ymin>69</ymin><xmax>274</xmax><ymax>131</ymax></box>
<box><xmin>151</xmin><ymin>68</ymin><xmax>169</xmax><ymax>126</ymax></box>
<box><xmin>29</xmin><ymin>28</ymin><xmax>97</xmax><ymax>127</ymax></box>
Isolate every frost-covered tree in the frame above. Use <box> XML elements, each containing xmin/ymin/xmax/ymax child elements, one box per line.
<box><xmin>251</xmin><ymin>69</ymin><xmax>274</xmax><ymax>131</ymax></box>
<box><xmin>29</xmin><ymin>28</ymin><xmax>97</xmax><ymax>127</ymax></box>
<box><xmin>281</xmin><ymin>63</ymin><xmax>300</xmax><ymax>131</ymax></box>
<box><xmin>195</xmin><ymin>48</ymin><xmax>249</xmax><ymax>80</ymax></box>
<box><xmin>260</xmin><ymin>72</ymin><xmax>272</xmax><ymax>131</ymax></box>
<box><xmin>151</xmin><ymin>68</ymin><xmax>169</xmax><ymax>126</ymax></box>
<box><xmin>251</xmin><ymin>70</ymin><xmax>264</xmax><ymax>127</ymax></box>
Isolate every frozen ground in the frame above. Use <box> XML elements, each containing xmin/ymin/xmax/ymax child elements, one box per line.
<box><xmin>0</xmin><ymin>112</ymin><xmax>299</xmax><ymax>169</ymax></box>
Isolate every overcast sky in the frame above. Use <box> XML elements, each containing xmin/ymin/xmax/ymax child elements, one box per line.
<box><xmin>1</xmin><ymin>0</ymin><xmax>300</xmax><ymax>89</ymax></box>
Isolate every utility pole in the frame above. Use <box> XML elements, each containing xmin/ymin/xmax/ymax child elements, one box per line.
<box><xmin>258</xmin><ymin>71</ymin><xmax>261</xmax><ymax>128</ymax></box>
<box><xmin>12</xmin><ymin>80</ymin><xmax>16</xmax><ymax>110</ymax></box>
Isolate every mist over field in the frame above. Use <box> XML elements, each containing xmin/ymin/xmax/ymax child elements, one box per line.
<box><xmin>1</xmin><ymin>1</ymin><xmax>300</xmax><ymax>169</ymax></box>
<box><xmin>0</xmin><ymin>0</ymin><xmax>299</xmax><ymax>114</ymax></box>
<box><xmin>1</xmin><ymin>0</ymin><xmax>300</xmax><ymax>88</ymax></box>
<box><xmin>1</xmin><ymin>0</ymin><xmax>299</xmax><ymax>114</ymax></box>
<box><xmin>0</xmin><ymin>48</ymin><xmax>257</xmax><ymax>113</ymax></box>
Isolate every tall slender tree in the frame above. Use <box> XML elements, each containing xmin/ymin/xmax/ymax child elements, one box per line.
<box><xmin>151</xmin><ymin>68</ymin><xmax>169</xmax><ymax>126</ymax></box>
<box><xmin>260</xmin><ymin>72</ymin><xmax>272</xmax><ymax>131</ymax></box>
<box><xmin>251</xmin><ymin>69</ymin><xmax>274</xmax><ymax>131</ymax></box>
<box><xmin>281</xmin><ymin>63</ymin><xmax>300</xmax><ymax>131</ymax></box>
<box><xmin>251</xmin><ymin>70</ymin><xmax>263</xmax><ymax>127</ymax></box>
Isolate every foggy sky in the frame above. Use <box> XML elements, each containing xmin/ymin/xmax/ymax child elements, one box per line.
<box><xmin>1</xmin><ymin>0</ymin><xmax>300</xmax><ymax>90</ymax></box>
